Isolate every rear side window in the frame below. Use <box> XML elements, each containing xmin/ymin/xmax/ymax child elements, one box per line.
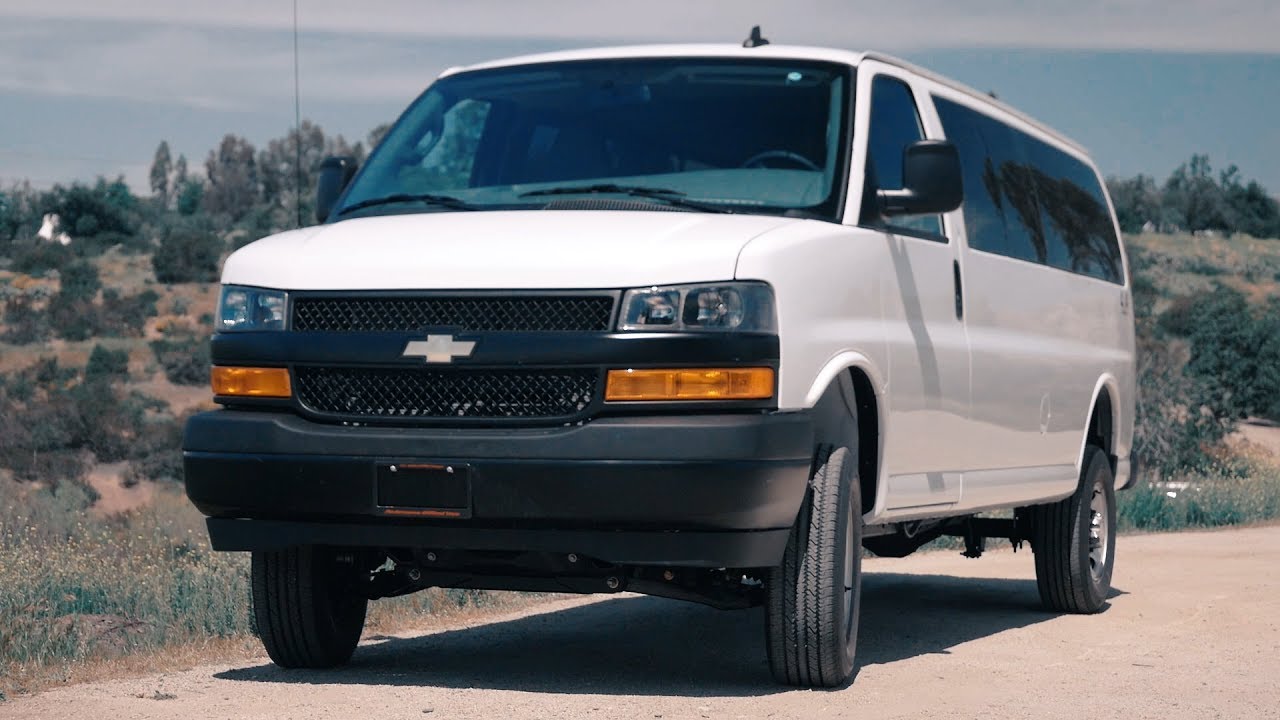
<box><xmin>980</xmin><ymin>117</ymin><xmax>1045</xmax><ymax>264</ymax></box>
<box><xmin>863</xmin><ymin>76</ymin><xmax>942</xmax><ymax>237</ymax></box>
<box><xmin>1026</xmin><ymin>136</ymin><xmax>1125</xmax><ymax>283</ymax></box>
<box><xmin>933</xmin><ymin>96</ymin><xmax>1123</xmax><ymax>284</ymax></box>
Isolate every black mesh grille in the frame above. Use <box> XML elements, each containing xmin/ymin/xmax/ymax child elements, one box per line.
<box><xmin>292</xmin><ymin>295</ymin><xmax>614</xmax><ymax>333</ymax></box>
<box><xmin>294</xmin><ymin>366</ymin><xmax>597</xmax><ymax>420</ymax></box>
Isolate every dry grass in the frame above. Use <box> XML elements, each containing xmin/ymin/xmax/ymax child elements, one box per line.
<box><xmin>0</xmin><ymin>484</ymin><xmax>248</xmax><ymax>696</ymax></box>
<box><xmin>1118</xmin><ymin>428</ymin><xmax>1280</xmax><ymax>533</ymax></box>
<box><xmin>0</xmin><ymin>481</ymin><xmax>539</xmax><ymax>699</ymax></box>
<box><xmin>1127</xmin><ymin>232</ymin><xmax>1280</xmax><ymax>305</ymax></box>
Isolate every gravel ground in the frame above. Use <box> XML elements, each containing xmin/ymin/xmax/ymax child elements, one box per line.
<box><xmin>4</xmin><ymin>525</ymin><xmax>1278</xmax><ymax>720</ymax></box>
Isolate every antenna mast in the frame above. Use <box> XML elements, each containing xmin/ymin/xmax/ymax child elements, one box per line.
<box><xmin>292</xmin><ymin>0</ymin><xmax>303</xmax><ymax>228</ymax></box>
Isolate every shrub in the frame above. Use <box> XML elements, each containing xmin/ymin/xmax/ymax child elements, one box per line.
<box><xmin>39</xmin><ymin>179</ymin><xmax>139</xmax><ymax>251</ymax></box>
<box><xmin>85</xmin><ymin>344</ymin><xmax>129</xmax><ymax>381</ymax></box>
<box><xmin>98</xmin><ymin>288</ymin><xmax>159</xmax><ymax>337</ymax></box>
<box><xmin>46</xmin><ymin>295</ymin><xmax>97</xmax><ymax>341</ymax></box>
<box><xmin>153</xmin><ymin>226</ymin><xmax>222</xmax><ymax>283</ymax></box>
<box><xmin>150</xmin><ymin>335</ymin><xmax>211</xmax><ymax>385</ymax></box>
<box><xmin>0</xmin><ymin>486</ymin><xmax>252</xmax><ymax>694</ymax></box>
<box><xmin>1</xmin><ymin>296</ymin><xmax>49</xmax><ymax>344</ymax></box>
<box><xmin>124</xmin><ymin>415</ymin><xmax>187</xmax><ymax>486</ymax></box>
<box><xmin>9</xmin><ymin>241</ymin><xmax>74</xmax><ymax>275</ymax></box>
<box><xmin>1185</xmin><ymin>286</ymin><xmax>1280</xmax><ymax>421</ymax></box>
<box><xmin>58</xmin><ymin>260</ymin><xmax>101</xmax><ymax>301</ymax></box>
<box><xmin>0</xmin><ymin>355</ymin><xmax>164</xmax><ymax>479</ymax></box>
<box><xmin>1119</xmin><ymin>465</ymin><xmax>1280</xmax><ymax>532</ymax></box>
<box><xmin>1157</xmin><ymin>294</ymin><xmax>1200</xmax><ymax>337</ymax></box>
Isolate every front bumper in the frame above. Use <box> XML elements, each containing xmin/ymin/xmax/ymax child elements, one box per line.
<box><xmin>184</xmin><ymin>410</ymin><xmax>813</xmax><ymax>567</ymax></box>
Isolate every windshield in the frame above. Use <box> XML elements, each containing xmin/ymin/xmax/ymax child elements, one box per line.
<box><xmin>336</xmin><ymin>58</ymin><xmax>852</xmax><ymax>221</ymax></box>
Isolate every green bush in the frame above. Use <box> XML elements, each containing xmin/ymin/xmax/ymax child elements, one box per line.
<box><xmin>39</xmin><ymin>179</ymin><xmax>139</xmax><ymax>251</ymax></box>
<box><xmin>153</xmin><ymin>226</ymin><xmax>222</xmax><ymax>283</ymax></box>
<box><xmin>0</xmin><ymin>485</ymin><xmax>251</xmax><ymax>693</ymax></box>
<box><xmin>98</xmin><ymin>288</ymin><xmax>159</xmax><ymax>337</ymax></box>
<box><xmin>0</xmin><ymin>356</ymin><xmax>167</xmax><ymax>479</ymax></box>
<box><xmin>9</xmin><ymin>241</ymin><xmax>74</xmax><ymax>275</ymax></box>
<box><xmin>1</xmin><ymin>296</ymin><xmax>49</xmax><ymax>344</ymax></box>
<box><xmin>58</xmin><ymin>261</ymin><xmax>100</xmax><ymax>301</ymax></box>
<box><xmin>85</xmin><ymin>344</ymin><xmax>129</xmax><ymax>381</ymax></box>
<box><xmin>46</xmin><ymin>296</ymin><xmax>97</xmax><ymax>341</ymax></box>
<box><xmin>1184</xmin><ymin>286</ymin><xmax>1280</xmax><ymax>422</ymax></box>
<box><xmin>1119</xmin><ymin>465</ymin><xmax>1280</xmax><ymax>532</ymax></box>
<box><xmin>150</xmin><ymin>336</ymin><xmax>211</xmax><ymax>386</ymax></box>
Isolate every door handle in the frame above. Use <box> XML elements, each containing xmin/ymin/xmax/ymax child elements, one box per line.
<box><xmin>953</xmin><ymin>260</ymin><xmax>964</xmax><ymax>320</ymax></box>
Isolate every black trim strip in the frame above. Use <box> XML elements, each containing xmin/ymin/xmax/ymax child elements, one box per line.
<box><xmin>211</xmin><ymin>331</ymin><xmax>779</xmax><ymax>367</ymax></box>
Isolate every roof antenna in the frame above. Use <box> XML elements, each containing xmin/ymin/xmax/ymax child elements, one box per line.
<box><xmin>292</xmin><ymin>0</ymin><xmax>303</xmax><ymax>228</ymax></box>
<box><xmin>743</xmin><ymin>25</ymin><xmax>769</xmax><ymax>48</ymax></box>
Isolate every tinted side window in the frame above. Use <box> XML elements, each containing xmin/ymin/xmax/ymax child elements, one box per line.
<box><xmin>934</xmin><ymin>95</ymin><xmax>1123</xmax><ymax>284</ymax></box>
<box><xmin>933</xmin><ymin>96</ymin><xmax>1005</xmax><ymax>253</ymax></box>
<box><xmin>1025</xmin><ymin>138</ymin><xmax>1124</xmax><ymax>283</ymax></box>
<box><xmin>863</xmin><ymin>76</ymin><xmax>941</xmax><ymax>236</ymax></box>
<box><xmin>980</xmin><ymin>116</ymin><xmax>1046</xmax><ymax>264</ymax></box>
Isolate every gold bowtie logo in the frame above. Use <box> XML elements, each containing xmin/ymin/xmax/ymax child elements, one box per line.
<box><xmin>401</xmin><ymin>334</ymin><xmax>476</xmax><ymax>363</ymax></box>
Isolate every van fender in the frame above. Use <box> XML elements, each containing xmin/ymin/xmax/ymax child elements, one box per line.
<box><xmin>803</xmin><ymin>351</ymin><xmax>889</xmax><ymax>519</ymax></box>
<box><xmin>1079</xmin><ymin>373</ymin><xmax>1128</xmax><ymax>488</ymax></box>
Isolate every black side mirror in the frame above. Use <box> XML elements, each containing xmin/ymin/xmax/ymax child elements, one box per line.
<box><xmin>316</xmin><ymin>156</ymin><xmax>359</xmax><ymax>223</ymax></box>
<box><xmin>879</xmin><ymin>140</ymin><xmax>963</xmax><ymax>216</ymax></box>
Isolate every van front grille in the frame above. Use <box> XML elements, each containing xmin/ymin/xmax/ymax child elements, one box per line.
<box><xmin>292</xmin><ymin>295</ymin><xmax>615</xmax><ymax>333</ymax></box>
<box><xmin>293</xmin><ymin>366</ymin><xmax>597</xmax><ymax>421</ymax></box>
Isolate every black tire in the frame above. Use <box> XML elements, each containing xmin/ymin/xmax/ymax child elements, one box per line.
<box><xmin>251</xmin><ymin>546</ymin><xmax>368</xmax><ymax>669</ymax></box>
<box><xmin>1030</xmin><ymin>446</ymin><xmax>1116</xmax><ymax>613</ymax></box>
<box><xmin>765</xmin><ymin>445</ymin><xmax>862</xmax><ymax>687</ymax></box>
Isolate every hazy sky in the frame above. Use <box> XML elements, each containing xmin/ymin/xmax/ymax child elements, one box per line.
<box><xmin>1</xmin><ymin>1</ymin><xmax>1277</xmax><ymax>192</ymax></box>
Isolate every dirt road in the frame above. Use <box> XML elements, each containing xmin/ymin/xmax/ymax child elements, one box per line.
<box><xmin>5</xmin><ymin>526</ymin><xmax>1278</xmax><ymax>719</ymax></box>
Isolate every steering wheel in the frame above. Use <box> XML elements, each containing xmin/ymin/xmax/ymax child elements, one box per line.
<box><xmin>740</xmin><ymin>150</ymin><xmax>821</xmax><ymax>171</ymax></box>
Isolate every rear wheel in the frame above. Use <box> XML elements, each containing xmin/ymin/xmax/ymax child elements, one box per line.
<box><xmin>1030</xmin><ymin>446</ymin><xmax>1116</xmax><ymax>613</ymax></box>
<box><xmin>251</xmin><ymin>546</ymin><xmax>368</xmax><ymax>668</ymax></box>
<box><xmin>765</xmin><ymin>445</ymin><xmax>862</xmax><ymax>687</ymax></box>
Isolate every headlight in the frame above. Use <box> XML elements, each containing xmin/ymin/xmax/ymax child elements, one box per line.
<box><xmin>217</xmin><ymin>285</ymin><xmax>288</xmax><ymax>331</ymax></box>
<box><xmin>619</xmin><ymin>282</ymin><xmax>775</xmax><ymax>332</ymax></box>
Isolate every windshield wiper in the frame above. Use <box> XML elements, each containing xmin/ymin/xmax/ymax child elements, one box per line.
<box><xmin>336</xmin><ymin>192</ymin><xmax>479</xmax><ymax>216</ymax></box>
<box><xmin>518</xmin><ymin>183</ymin><xmax>732</xmax><ymax>213</ymax></box>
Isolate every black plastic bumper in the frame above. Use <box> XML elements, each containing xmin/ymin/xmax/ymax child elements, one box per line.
<box><xmin>184</xmin><ymin>410</ymin><xmax>813</xmax><ymax>567</ymax></box>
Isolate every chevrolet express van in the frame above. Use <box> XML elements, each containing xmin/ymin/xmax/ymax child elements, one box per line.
<box><xmin>184</xmin><ymin>40</ymin><xmax>1136</xmax><ymax>687</ymax></box>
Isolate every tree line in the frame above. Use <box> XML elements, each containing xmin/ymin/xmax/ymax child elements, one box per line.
<box><xmin>0</xmin><ymin>120</ymin><xmax>391</xmax><ymax>280</ymax></box>
<box><xmin>1107</xmin><ymin>155</ymin><xmax>1280</xmax><ymax>239</ymax></box>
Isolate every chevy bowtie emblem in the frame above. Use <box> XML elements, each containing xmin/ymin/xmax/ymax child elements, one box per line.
<box><xmin>402</xmin><ymin>334</ymin><xmax>476</xmax><ymax>363</ymax></box>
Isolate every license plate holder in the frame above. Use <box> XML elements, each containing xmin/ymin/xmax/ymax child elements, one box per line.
<box><xmin>376</xmin><ymin>462</ymin><xmax>472</xmax><ymax>519</ymax></box>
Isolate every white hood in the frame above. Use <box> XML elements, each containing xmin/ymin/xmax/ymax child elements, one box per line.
<box><xmin>221</xmin><ymin>211</ymin><xmax>797</xmax><ymax>290</ymax></box>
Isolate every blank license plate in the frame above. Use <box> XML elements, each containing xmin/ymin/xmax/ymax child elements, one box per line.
<box><xmin>376</xmin><ymin>463</ymin><xmax>471</xmax><ymax>518</ymax></box>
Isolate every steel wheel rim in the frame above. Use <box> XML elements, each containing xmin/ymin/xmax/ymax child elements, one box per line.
<box><xmin>1088</xmin><ymin>481</ymin><xmax>1110</xmax><ymax>581</ymax></box>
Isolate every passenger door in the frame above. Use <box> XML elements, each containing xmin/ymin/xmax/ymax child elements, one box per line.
<box><xmin>858</xmin><ymin>66</ymin><xmax>969</xmax><ymax>512</ymax></box>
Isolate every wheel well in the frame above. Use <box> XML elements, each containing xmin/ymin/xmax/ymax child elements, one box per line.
<box><xmin>849</xmin><ymin>370</ymin><xmax>879</xmax><ymax>516</ymax></box>
<box><xmin>1087</xmin><ymin>388</ymin><xmax>1115</xmax><ymax>459</ymax></box>
<box><xmin>809</xmin><ymin>368</ymin><xmax>880</xmax><ymax>516</ymax></box>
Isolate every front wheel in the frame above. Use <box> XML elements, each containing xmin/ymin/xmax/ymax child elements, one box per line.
<box><xmin>765</xmin><ymin>445</ymin><xmax>862</xmax><ymax>687</ymax></box>
<box><xmin>251</xmin><ymin>546</ymin><xmax>368</xmax><ymax>668</ymax></box>
<box><xmin>1030</xmin><ymin>446</ymin><xmax>1117</xmax><ymax>613</ymax></box>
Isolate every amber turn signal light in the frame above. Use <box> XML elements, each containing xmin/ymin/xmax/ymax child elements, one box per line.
<box><xmin>605</xmin><ymin>368</ymin><xmax>774</xmax><ymax>402</ymax></box>
<box><xmin>211</xmin><ymin>366</ymin><xmax>292</xmax><ymax>398</ymax></box>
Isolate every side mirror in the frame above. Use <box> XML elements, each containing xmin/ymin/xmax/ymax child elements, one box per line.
<box><xmin>878</xmin><ymin>140</ymin><xmax>963</xmax><ymax>216</ymax></box>
<box><xmin>316</xmin><ymin>156</ymin><xmax>359</xmax><ymax>223</ymax></box>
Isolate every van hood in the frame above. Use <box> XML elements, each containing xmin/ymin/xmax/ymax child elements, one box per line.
<box><xmin>221</xmin><ymin>211</ymin><xmax>797</xmax><ymax>290</ymax></box>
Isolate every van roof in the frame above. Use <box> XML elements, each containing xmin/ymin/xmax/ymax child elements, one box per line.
<box><xmin>446</xmin><ymin>44</ymin><xmax>1088</xmax><ymax>156</ymax></box>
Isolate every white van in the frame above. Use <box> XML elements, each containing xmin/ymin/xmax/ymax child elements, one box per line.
<box><xmin>184</xmin><ymin>38</ymin><xmax>1136</xmax><ymax>687</ymax></box>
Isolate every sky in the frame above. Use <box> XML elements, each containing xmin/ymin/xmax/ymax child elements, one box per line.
<box><xmin>1</xmin><ymin>1</ymin><xmax>1277</xmax><ymax>194</ymax></box>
